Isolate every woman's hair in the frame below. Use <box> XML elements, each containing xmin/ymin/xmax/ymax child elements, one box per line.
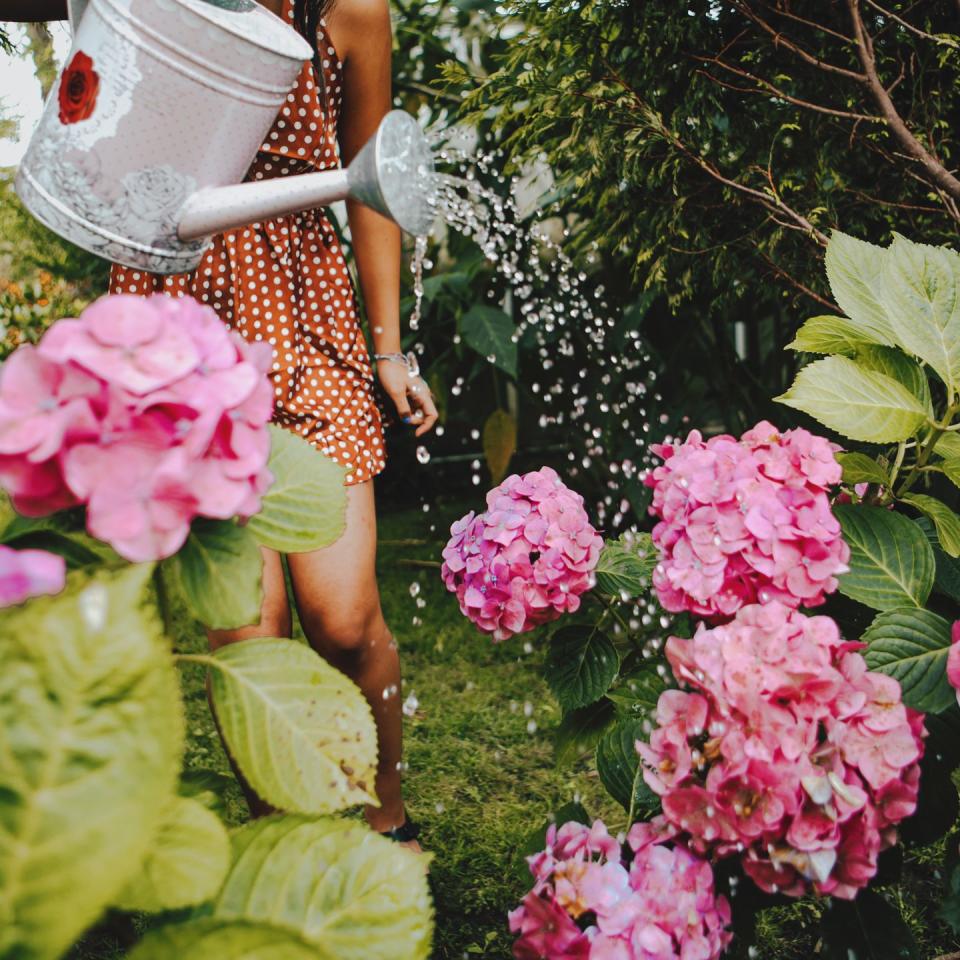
<box><xmin>292</xmin><ymin>0</ymin><xmax>337</xmax><ymax>80</ymax></box>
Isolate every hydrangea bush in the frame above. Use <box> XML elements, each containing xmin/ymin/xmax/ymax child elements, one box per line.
<box><xmin>445</xmin><ymin>233</ymin><xmax>960</xmax><ymax>959</ymax></box>
<box><xmin>0</xmin><ymin>294</ymin><xmax>434</xmax><ymax>960</ymax></box>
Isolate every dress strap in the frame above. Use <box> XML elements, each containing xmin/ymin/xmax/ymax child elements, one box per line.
<box><xmin>282</xmin><ymin>0</ymin><xmax>294</xmax><ymax>23</ymax></box>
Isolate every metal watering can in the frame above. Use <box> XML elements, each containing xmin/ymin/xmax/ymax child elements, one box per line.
<box><xmin>15</xmin><ymin>0</ymin><xmax>435</xmax><ymax>274</ymax></box>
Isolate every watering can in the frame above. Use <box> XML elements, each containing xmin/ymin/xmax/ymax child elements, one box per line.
<box><xmin>15</xmin><ymin>0</ymin><xmax>436</xmax><ymax>274</ymax></box>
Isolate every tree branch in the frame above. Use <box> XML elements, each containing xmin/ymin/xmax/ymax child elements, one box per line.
<box><xmin>756</xmin><ymin>1</ymin><xmax>853</xmax><ymax>43</ymax></box>
<box><xmin>847</xmin><ymin>0</ymin><xmax>960</xmax><ymax>201</ymax></box>
<box><xmin>863</xmin><ymin>0</ymin><xmax>959</xmax><ymax>48</ymax></box>
<box><xmin>755</xmin><ymin>250</ymin><xmax>836</xmax><ymax>310</ymax></box>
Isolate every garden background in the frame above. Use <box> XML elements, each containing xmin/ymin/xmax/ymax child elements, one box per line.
<box><xmin>3</xmin><ymin>3</ymin><xmax>960</xmax><ymax>959</ymax></box>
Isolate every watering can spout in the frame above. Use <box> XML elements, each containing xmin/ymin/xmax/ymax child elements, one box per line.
<box><xmin>177</xmin><ymin>110</ymin><xmax>436</xmax><ymax>242</ymax></box>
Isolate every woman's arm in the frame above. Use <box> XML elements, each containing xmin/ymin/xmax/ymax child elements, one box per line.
<box><xmin>328</xmin><ymin>0</ymin><xmax>437</xmax><ymax>437</ymax></box>
<box><xmin>0</xmin><ymin>0</ymin><xmax>67</xmax><ymax>19</ymax></box>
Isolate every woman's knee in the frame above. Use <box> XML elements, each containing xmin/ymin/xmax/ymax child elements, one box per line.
<box><xmin>301</xmin><ymin>602</ymin><xmax>387</xmax><ymax>658</ymax></box>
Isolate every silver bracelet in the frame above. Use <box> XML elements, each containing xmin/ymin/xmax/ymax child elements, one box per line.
<box><xmin>374</xmin><ymin>351</ymin><xmax>420</xmax><ymax>377</ymax></box>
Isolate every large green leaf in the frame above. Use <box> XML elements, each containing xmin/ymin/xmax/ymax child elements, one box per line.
<box><xmin>834</xmin><ymin>504</ymin><xmax>935</xmax><ymax>610</ymax></box>
<box><xmin>128</xmin><ymin>919</ymin><xmax>320</xmax><ymax>960</ymax></box>
<box><xmin>835</xmin><ymin>452</ymin><xmax>890</xmax><ymax>487</ymax></box>
<box><xmin>935</xmin><ymin>432</ymin><xmax>960</xmax><ymax>460</ymax></box>
<box><xmin>863</xmin><ymin>607</ymin><xmax>955</xmax><ymax>714</ymax></box>
<box><xmin>776</xmin><ymin>356</ymin><xmax>928</xmax><ymax>443</ymax></box>
<box><xmin>0</xmin><ymin>565</ymin><xmax>184</xmax><ymax>960</ymax></box>
<box><xmin>247</xmin><ymin>426</ymin><xmax>347</xmax><ymax>554</ymax></box>
<box><xmin>880</xmin><ymin>235</ymin><xmax>960</xmax><ymax>395</ymax></box>
<box><xmin>554</xmin><ymin>698</ymin><xmax>615</xmax><ymax>767</ymax></box>
<box><xmin>786</xmin><ymin>315</ymin><xmax>875</xmax><ymax>355</ymax></box>
<box><xmin>855</xmin><ymin>344</ymin><xmax>932</xmax><ymax>414</ymax></box>
<box><xmin>208</xmin><ymin>638</ymin><xmax>378</xmax><ymax>814</ymax></box>
<box><xmin>596</xmin><ymin>719</ymin><xmax>659</xmax><ymax>816</ymax></box>
<box><xmin>211</xmin><ymin>816</ymin><xmax>433</xmax><ymax>960</ymax></box>
<box><xmin>165</xmin><ymin>519</ymin><xmax>263</xmax><ymax>630</ymax></box>
<box><xmin>605</xmin><ymin>664</ymin><xmax>667</xmax><ymax>718</ymax></box>
<box><xmin>824</xmin><ymin>232</ymin><xmax>898</xmax><ymax>346</ymax></box>
<box><xmin>179</xmin><ymin>768</ymin><xmax>236</xmax><ymax>819</ymax></box>
<box><xmin>544</xmin><ymin>624</ymin><xmax>619</xmax><ymax>710</ymax></box>
<box><xmin>900</xmin><ymin>493</ymin><xmax>960</xmax><ymax>558</ymax></box>
<box><xmin>916</xmin><ymin>516</ymin><xmax>960</xmax><ymax>603</ymax></box>
<box><xmin>938</xmin><ymin>457</ymin><xmax>960</xmax><ymax>491</ymax></box>
<box><xmin>594</xmin><ymin>533</ymin><xmax>656</xmax><ymax>599</ymax></box>
<box><xmin>819</xmin><ymin>888</ymin><xmax>919</xmax><ymax>960</ymax></box>
<box><xmin>114</xmin><ymin>796</ymin><xmax>230</xmax><ymax>913</ymax></box>
<box><xmin>482</xmin><ymin>408</ymin><xmax>516</xmax><ymax>483</ymax></box>
<box><xmin>459</xmin><ymin>304</ymin><xmax>517</xmax><ymax>377</ymax></box>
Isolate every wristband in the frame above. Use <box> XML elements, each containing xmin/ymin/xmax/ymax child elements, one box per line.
<box><xmin>374</xmin><ymin>351</ymin><xmax>420</xmax><ymax>378</ymax></box>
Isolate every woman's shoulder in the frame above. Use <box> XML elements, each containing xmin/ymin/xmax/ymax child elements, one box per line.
<box><xmin>327</xmin><ymin>0</ymin><xmax>390</xmax><ymax>37</ymax></box>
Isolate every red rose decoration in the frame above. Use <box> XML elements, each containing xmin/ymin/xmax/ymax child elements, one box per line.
<box><xmin>58</xmin><ymin>51</ymin><xmax>100</xmax><ymax>125</ymax></box>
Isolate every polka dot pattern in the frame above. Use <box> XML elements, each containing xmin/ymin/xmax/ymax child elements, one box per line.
<box><xmin>108</xmin><ymin>1</ymin><xmax>386</xmax><ymax>487</ymax></box>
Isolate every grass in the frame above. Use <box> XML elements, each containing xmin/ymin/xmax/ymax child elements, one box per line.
<box><xmin>70</xmin><ymin>497</ymin><xmax>960</xmax><ymax>959</ymax></box>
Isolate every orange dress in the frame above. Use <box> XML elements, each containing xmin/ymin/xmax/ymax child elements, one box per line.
<box><xmin>109</xmin><ymin>3</ymin><xmax>386</xmax><ymax>486</ymax></box>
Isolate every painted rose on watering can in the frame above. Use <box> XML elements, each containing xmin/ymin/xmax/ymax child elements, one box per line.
<box><xmin>15</xmin><ymin>0</ymin><xmax>436</xmax><ymax>275</ymax></box>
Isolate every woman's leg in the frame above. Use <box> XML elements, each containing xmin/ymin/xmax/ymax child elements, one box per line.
<box><xmin>286</xmin><ymin>480</ymin><xmax>409</xmax><ymax>838</ymax></box>
<box><xmin>208</xmin><ymin>546</ymin><xmax>292</xmax><ymax>818</ymax></box>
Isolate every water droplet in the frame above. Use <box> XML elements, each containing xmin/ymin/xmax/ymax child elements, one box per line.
<box><xmin>416</xmin><ymin>446</ymin><xmax>430</xmax><ymax>464</ymax></box>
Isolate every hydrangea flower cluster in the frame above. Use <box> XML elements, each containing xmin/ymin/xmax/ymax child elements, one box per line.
<box><xmin>0</xmin><ymin>294</ymin><xmax>274</xmax><ymax>562</ymax></box>
<box><xmin>0</xmin><ymin>544</ymin><xmax>65</xmax><ymax>608</ymax></box>
<box><xmin>441</xmin><ymin>467</ymin><xmax>603</xmax><ymax>641</ymax></box>
<box><xmin>510</xmin><ymin>818</ymin><xmax>732</xmax><ymax>960</ymax></box>
<box><xmin>638</xmin><ymin>602</ymin><xmax>925</xmax><ymax>899</ymax></box>
<box><xmin>646</xmin><ymin>421</ymin><xmax>849</xmax><ymax>620</ymax></box>
<box><xmin>945</xmin><ymin>621</ymin><xmax>960</xmax><ymax>707</ymax></box>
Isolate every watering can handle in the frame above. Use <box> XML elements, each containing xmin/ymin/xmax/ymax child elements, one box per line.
<box><xmin>66</xmin><ymin>0</ymin><xmax>87</xmax><ymax>33</ymax></box>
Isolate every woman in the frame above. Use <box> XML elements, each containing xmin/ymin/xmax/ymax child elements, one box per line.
<box><xmin>4</xmin><ymin>0</ymin><xmax>436</xmax><ymax>848</ymax></box>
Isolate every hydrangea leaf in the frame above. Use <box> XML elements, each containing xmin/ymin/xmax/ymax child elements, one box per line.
<box><xmin>247</xmin><ymin>425</ymin><xmax>347</xmax><ymax>554</ymax></box>
<box><xmin>594</xmin><ymin>533</ymin><xmax>656</xmax><ymax>599</ymax></box>
<box><xmin>596</xmin><ymin>719</ymin><xmax>659</xmax><ymax>816</ymax></box>
<box><xmin>164</xmin><ymin>519</ymin><xmax>263</xmax><ymax>630</ymax></box>
<box><xmin>900</xmin><ymin>494</ymin><xmax>960</xmax><ymax>558</ymax></box>
<box><xmin>880</xmin><ymin>234</ymin><xmax>960</xmax><ymax>396</ymax></box>
<box><xmin>210</xmin><ymin>815</ymin><xmax>434</xmax><ymax>960</ymax></box>
<box><xmin>554</xmin><ymin>698</ymin><xmax>615</xmax><ymax>767</ymax></box>
<box><xmin>915</xmin><ymin>517</ymin><xmax>960</xmax><ymax>604</ymax></box>
<box><xmin>786</xmin><ymin>315</ymin><xmax>876</xmax><ymax>355</ymax></box>
<box><xmin>855</xmin><ymin>344</ymin><xmax>932</xmax><ymax>415</ymax></box>
<box><xmin>937</xmin><ymin>457</ymin><xmax>960</xmax><ymax>491</ymax></box>
<box><xmin>179</xmin><ymin>768</ymin><xmax>236</xmax><ymax>819</ymax></box>
<box><xmin>482</xmin><ymin>408</ymin><xmax>517</xmax><ymax>483</ymax></box>
<box><xmin>824</xmin><ymin>232</ymin><xmax>898</xmax><ymax>347</ymax></box>
<box><xmin>545</xmin><ymin>624</ymin><xmax>620</xmax><ymax>710</ymax></box>
<box><xmin>835</xmin><ymin>452</ymin><xmax>890</xmax><ymax>487</ymax></box>
<box><xmin>208</xmin><ymin>638</ymin><xmax>378</xmax><ymax>814</ymax></box>
<box><xmin>834</xmin><ymin>505</ymin><xmax>935</xmax><ymax>610</ymax></box>
<box><xmin>459</xmin><ymin>305</ymin><xmax>517</xmax><ymax>377</ymax></box>
<box><xmin>935</xmin><ymin>432</ymin><xmax>960</xmax><ymax>459</ymax></box>
<box><xmin>819</xmin><ymin>888</ymin><xmax>920</xmax><ymax>960</ymax></box>
<box><xmin>0</xmin><ymin>565</ymin><xmax>184</xmax><ymax>960</ymax></box>
<box><xmin>128</xmin><ymin>919</ymin><xmax>320</xmax><ymax>960</ymax></box>
<box><xmin>863</xmin><ymin>607</ymin><xmax>955</xmax><ymax>714</ymax></box>
<box><xmin>604</xmin><ymin>663</ymin><xmax>666</xmax><ymax>718</ymax></box>
<box><xmin>113</xmin><ymin>796</ymin><xmax>231</xmax><ymax>913</ymax></box>
<box><xmin>776</xmin><ymin>356</ymin><xmax>928</xmax><ymax>444</ymax></box>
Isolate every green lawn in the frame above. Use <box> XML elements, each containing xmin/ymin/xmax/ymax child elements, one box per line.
<box><xmin>70</xmin><ymin>499</ymin><xmax>960</xmax><ymax>960</ymax></box>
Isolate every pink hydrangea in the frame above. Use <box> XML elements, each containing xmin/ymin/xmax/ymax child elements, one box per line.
<box><xmin>0</xmin><ymin>544</ymin><xmax>66</xmax><ymax>608</ymax></box>
<box><xmin>646</xmin><ymin>421</ymin><xmax>849</xmax><ymax>620</ymax></box>
<box><xmin>0</xmin><ymin>294</ymin><xmax>274</xmax><ymax>562</ymax></box>
<box><xmin>638</xmin><ymin>602</ymin><xmax>925</xmax><ymax>899</ymax></box>
<box><xmin>441</xmin><ymin>467</ymin><xmax>603</xmax><ymax>641</ymax></box>
<box><xmin>510</xmin><ymin>818</ymin><xmax>731</xmax><ymax>960</ymax></box>
<box><xmin>947</xmin><ymin>621</ymin><xmax>960</xmax><ymax>706</ymax></box>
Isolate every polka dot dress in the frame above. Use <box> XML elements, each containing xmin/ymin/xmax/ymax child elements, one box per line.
<box><xmin>109</xmin><ymin>1</ymin><xmax>386</xmax><ymax>486</ymax></box>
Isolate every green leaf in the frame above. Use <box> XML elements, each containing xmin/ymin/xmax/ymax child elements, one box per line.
<box><xmin>545</xmin><ymin>625</ymin><xmax>620</xmax><ymax>710</ymax></box>
<box><xmin>776</xmin><ymin>356</ymin><xmax>928</xmax><ymax>443</ymax></box>
<box><xmin>836</xmin><ymin>452</ymin><xmax>890</xmax><ymax>487</ymax></box>
<box><xmin>855</xmin><ymin>344</ymin><xmax>932</xmax><ymax>414</ymax></box>
<box><xmin>460</xmin><ymin>305</ymin><xmax>517</xmax><ymax>377</ymax></box>
<box><xmin>1</xmin><ymin>529</ymin><xmax>118</xmax><ymax>570</ymax></box>
<box><xmin>554</xmin><ymin>698</ymin><xmax>615</xmax><ymax>767</ymax></box>
<box><xmin>596</xmin><ymin>719</ymin><xmax>659</xmax><ymax>816</ymax></box>
<box><xmin>211</xmin><ymin>815</ymin><xmax>433</xmax><ymax>960</ymax></box>
<box><xmin>880</xmin><ymin>234</ymin><xmax>960</xmax><ymax>394</ymax></box>
<box><xmin>834</xmin><ymin>504</ymin><xmax>935</xmax><ymax>610</ymax></box>
<box><xmin>208</xmin><ymin>638</ymin><xmax>378</xmax><ymax>814</ymax></box>
<box><xmin>128</xmin><ymin>919</ymin><xmax>320</xmax><ymax>960</ymax></box>
<box><xmin>786</xmin><ymin>315</ymin><xmax>875</xmax><ymax>355</ymax></box>
<box><xmin>940</xmin><ymin>864</ymin><xmax>960</xmax><ymax>935</ymax></box>
<box><xmin>164</xmin><ymin>519</ymin><xmax>263</xmax><ymax>630</ymax></box>
<box><xmin>935</xmin><ymin>432</ymin><xmax>960</xmax><ymax>460</ymax></box>
<box><xmin>179</xmin><ymin>768</ymin><xmax>236</xmax><ymax>818</ymax></box>
<box><xmin>0</xmin><ymin>565</ymin><xmax>184</xmax><ymax>960</ymax></box>
<box><xmin>605</xmin><ymin>664</ymin><xmax>666</xmax><ymax>718</ymax></box>
<box><xmin>863</xmin><ymin>607</ymin><xmax>955</xmax><ymax>713</ymax></box>
<box><xmin>247</xmin><ymin>425</ymin><xmax>347</xmax><ymax>553</ymax></box>
<box><xmin>819</xmin><ymin>888</ymin><xmax>919</xmax><ymax>960</ymax></box>
<box><xmin>824</xmin><ymin>232</ymin><xmax>898</xmax><ymax>346</ymax></box>
<box><xmin>113</xmin><ymin>796</ymin><xmax>230</xmax><ymax>913</ymax></box>
<box><xmin>916</xmin><ymin>516</ymin><xmax>960</xmax><ymax>603</ymax></box>
<box><xmin>938</xmin><ymin>457</ymin><xmax>960</xmax><ymax>491</ymax></box>
<box><xmin>594</xmin><ymin>533</ymin><xmax>656</xmax><ymax>599</ymax></box>
<box><xmin>482</xmin><ymin>409</ymin><xmax>517</xmax><ymax>483</ymax></box>
<box><xmin>901</xmin><ymin>493</ymin><xmax>960</xmax><ymax>558</ymax></box>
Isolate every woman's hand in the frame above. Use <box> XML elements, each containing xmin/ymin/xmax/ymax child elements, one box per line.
<box><xmin>377</xmin><ymin>361</ymin><xmax>438</xmax><ymax>438</ymax></box>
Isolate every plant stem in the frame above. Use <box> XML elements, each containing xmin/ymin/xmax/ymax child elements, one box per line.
<box><xmin>896</xmin><ymin>403</ymin><xmax>960</xmax><ymax>498</ymax></box>
<box><xmin>173</xmin><ymin>652</ymin><xmax>218</xmax><ymax>669</ymax></box>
